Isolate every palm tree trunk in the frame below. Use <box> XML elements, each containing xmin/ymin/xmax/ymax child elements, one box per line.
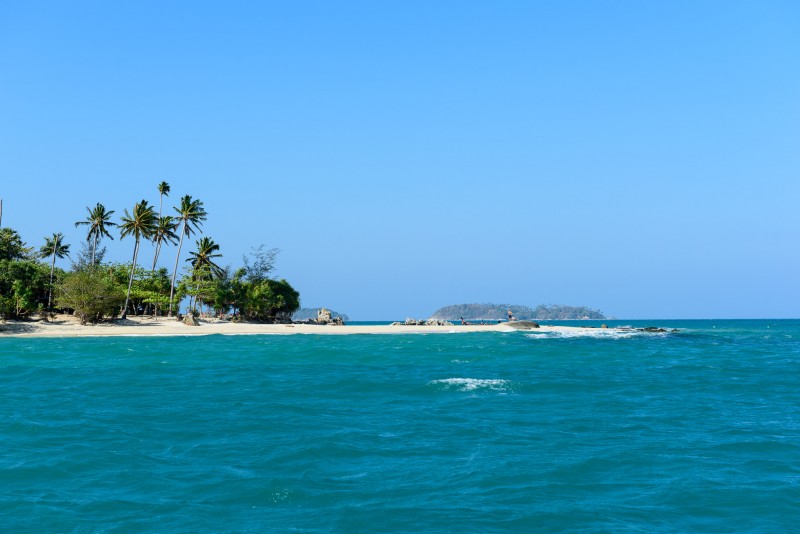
<box><xmin>153</xmin><ymin>193</ymin><xmax>163</xmax><ymax>272</ymax></box>
<box><xmin>121</xmin><ymin>239</ymin><xmax>140</xmax><ymax>319</ymax></box>
<box><xmin>92</xmin><ymin>232</ymin><xmax>98</xmax><ymax>266</ymax></box>
<box><xmin>168</xmin><ymin>225</ymin><xmax>186</xmax><ymax>316</ymax></box>
<box><xmin>152</xmin><ymin>240</ymin><xmax>161</xmax><ymax>272</ymax></box>
<box><xmin>48</xmin><ymin>248</ymin><xmax>57</xmax><ymax>311</ymax></box>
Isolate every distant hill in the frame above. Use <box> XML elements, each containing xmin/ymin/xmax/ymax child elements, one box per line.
<box><xmin>430</xmin><ymin>303</ymin><xmax>605</xmax><ymax>321</ymax></box>
<box><xmin>292</xmin><ymin>308</ymin><xmax>350</xmax><ymax>322</ymax></box>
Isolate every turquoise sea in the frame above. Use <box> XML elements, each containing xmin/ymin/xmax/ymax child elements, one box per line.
<box><xmin>2</xmin><ymin>320</ymin><xmax>799</xmax><ymax>532</ymax></box>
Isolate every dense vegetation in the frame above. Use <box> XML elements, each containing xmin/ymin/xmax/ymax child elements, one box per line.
<box><xmin>0</xmin><ymin>184</ymin><xmax>301</xmax><ymax>323</ymax></box>
<box><xmin>430</xmin><ymin>303</ymin><xmax>606</xmax><ymax>321</ymax></box>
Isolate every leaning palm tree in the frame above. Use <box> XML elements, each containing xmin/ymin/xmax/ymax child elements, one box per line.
<box><xmin>169</xmin><ymin>195</ymin><xmax>207</xmax><ymax>315</ymax></box>
<box><xmin>75</xmin><ymin>203</ymin><xmax>116</xmax><ymax>266</ymax></box>
<box><xmin>119</xmin><ymin>200</ymin><xmax>158</xmax><ymax>319</ymax></box>
<box><xmin>157</xmin><ymin>181</ymin><xmax>170</xmax><ymax>217</ymax></box>
<box><xmin>187</xmin><ymin>237</ymin><xmax>224</xmax><ymax>279</ymax></box>
<box><xmin>151</xmin><ymin>215</ymin><xmax>179</xmax><ymax>271</ymax></box>
<box><xmin>40</xmin><ymin>233</ymin><xmax>70</xmax><ymax>310</ymax></box>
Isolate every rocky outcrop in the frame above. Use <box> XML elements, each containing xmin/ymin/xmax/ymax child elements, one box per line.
<box><xmin>315</xmin><ymin>308</ymin><xmax>344</xmax><ymax>326</ymax></box>
<box><xmin>317</xmin><ymin>308</ymin><xmax>332</xmax><ymax>324</ymax></box>
<box><xmin>390</xmin><ymin>318</ymin><xmax>454</xmax><ymax>326</ymax></box>
<box><xmin>183</xmin><ymin>313</ymin><xmax>200</xmax><ymax>326</ymax></box>
<box><xmin>293</xmin><ymin>308</ymin><xmax>349</xmax><ymax>322</ymax></box>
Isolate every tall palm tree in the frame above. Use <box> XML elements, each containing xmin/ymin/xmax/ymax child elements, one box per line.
<box><xmin>119</xmin><ymin>200</ymin><xmax>158</xmax><ymax>319</ymax></box>
<box><xmin>157</xmin><ymin>181</ymin><xmax>170</xmax><ymax>217</ymax></box>
<box><xmin>169</xmin><ymin>195</ymin><xmax>207</xmax><ymax>315</ymax></box>
<box><xmin>186</xmin><ymin>237</ymin><xmax>223</xmax><ymax>313</ymax></box>
<box><xmin>151</xmin><ymin>215</ymin><xmax>179</xmax><ymax>271</ymax></box>
<box><xmin>75</xmin><ymin>203</ymin><xmax>116</xmax><ymax>266</ymax></box>
<box><xmin>40</xmin><ymin>233</ymin><xmax>70</xmax><ymax>311</ymax></box>
<box><xmin>187</xmin><ymin>237</ymin><xmax>224</xmax><ymax>279</ymax></box>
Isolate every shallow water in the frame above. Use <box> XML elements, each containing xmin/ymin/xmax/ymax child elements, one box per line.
<box><xmin>2</xmin><ymin>320</ymin><xmax>799</xmax><ymax>532</ymax></box>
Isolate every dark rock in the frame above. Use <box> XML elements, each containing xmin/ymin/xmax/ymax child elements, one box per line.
<box><xmin>506</xmin><ymin>320</ymin><xmax>540</xmax><ymax>330</ymax></box>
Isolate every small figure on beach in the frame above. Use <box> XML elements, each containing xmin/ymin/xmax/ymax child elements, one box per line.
<box><xmin>507</xmin><ymin>309</ymin><xmax>514</xmax><ymax>322</ymax></box>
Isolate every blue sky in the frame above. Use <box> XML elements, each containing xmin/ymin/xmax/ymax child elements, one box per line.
<box><xmin>1</xmin><ymin>1</ymin><xmax>798</xmax><ymax>319</ymax></box>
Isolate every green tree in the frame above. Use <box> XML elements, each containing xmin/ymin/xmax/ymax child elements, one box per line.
<box><xmin>56</xmin><ymin>267</ymin><xmax>124</xmax><ymax>324</ymax></box>
<box><xmin>0</xmin><ymin>258</ymin><xmax>50</xmax><ymax>319</ymax></box>
<box><xmin>10</xmin><ymin>279</ymin><xmax>35</xmax><ymax>317</ymax></box>
<box><xmin>130</xmin><ymin>267</ymin><xmax>172</xmax><ymax>316</ymax></box>
<box><xmin>178</xmin><ymin>265</ymin><xmax>216</xmax><ymax>314</ymax></box>
<box><xmin>241</xmin><ymin>245</ymin><xmax>278</xmax><ymax>282</ymax></box>
<box><xmin>74</xmin><ymin>203</ymin><xmax>116</xmax><ymax>266</ymax></box>
<box><xmin>119</xmin><ymin>200</ymin><xmax>158</xmax><ymax>319</ymax></box>
<box><xmin>40</xmin><ymin>232</ymin><xmax>70</xmax><ymax>310</ymax></box>
<box><xmin>187</xmin><ymin>237</ymin><xmax>224</xmax><ymax>279</ymax></box>
<box><xmin>0</xmin><ymin>228</ymin><xmax>32</xmax><ymax>261</ymax></box>
<box><xmin>241</xmin><ymin>279</ymin><xmax>300</xmax><ymax>322</ymax></box>
<box><xmin>151</xmin><ymin>215</ymin><xmax>179</xmax><ymax>271</ymax></box>
<box><xmin>169</xmin><ymin>195</ymin><xmax>207</xmax><ymax>315</ymax></box>
<box><xmin>229</xmin><ymin>268</ymin><xmax>249</xmax><ymax>318</ymax></box>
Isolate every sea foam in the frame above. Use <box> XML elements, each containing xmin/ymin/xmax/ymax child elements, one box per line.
<box><xmin>428</xmin><ymin>378</ymin><xmax>511</xmax><ymax>391</ymax></box>
<box><xmin>525</xmin><ymin>329</ymin><xmax>669</xmax><ymax>340</ymax></box>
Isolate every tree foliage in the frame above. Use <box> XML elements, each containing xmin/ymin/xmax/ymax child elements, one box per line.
<box><xmin>56</xmin><ymin>268</ymin><xmax>124</xmax><ymax>324</ymax></box>
<box><xmin>238</xmin><ymin>277</ymin><xmax>300</xmax><ymax>322</ymax></box>
<box><xmin>0</xmin><ymin>228</ymin><xmax>32</xmax><ymax>261</ymax></box>
<box><xmin>242</xmin><ymin>245</ymin><xmax>278</xmax><ymax>282</ymax></box>
<box><xmin>0</xmin><ymin>189</ymin><xmax>303</xmax><ymax>326</ymax></box>
<box><xmin>74</xmin><ymin>203</ymin><xmax>116</xmax><ymax>266</ymax></box>
<box><xmin>119</xmin><ymin>199</ymin><xmax>158</xmax><ymax>318</ymax></box>
<box><xmin>0</xmin><ymin>258</ymin><xmax>53</xmax><ymax>319</ymax></box>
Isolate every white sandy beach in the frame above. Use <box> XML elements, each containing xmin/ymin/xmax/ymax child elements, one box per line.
<box><xmin>0</xmin><ymin>316</ymin><xmax>611</xmax><ymax>338</ymax></box>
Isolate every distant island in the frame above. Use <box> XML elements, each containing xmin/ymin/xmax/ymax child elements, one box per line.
<box><xmin>292</xmin><ymin>308</ymin><xmax>349</xmax><ymax>322</ymax></box>
<box><xmin>430</xmin><ymin>303</ymin><xmax>606</xmax><ymax>321</ymax></box>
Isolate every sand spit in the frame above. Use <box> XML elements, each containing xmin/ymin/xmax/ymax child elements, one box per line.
<box><xmin>0</xmin><ymin>316</ymin><xmax>634</xmax><ymax>338</ymax></box>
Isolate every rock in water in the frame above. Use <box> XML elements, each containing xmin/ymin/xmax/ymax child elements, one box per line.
<box><xmin>505</xmin><ymin>320</ymin><xmax>540</xmax><ymax>330</ymax></box>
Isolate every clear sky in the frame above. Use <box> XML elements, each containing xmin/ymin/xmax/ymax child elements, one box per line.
<box><xmin>1</xmin><ymin>1</ymin><xmax>798</xmax><ymax>319</ymax></box>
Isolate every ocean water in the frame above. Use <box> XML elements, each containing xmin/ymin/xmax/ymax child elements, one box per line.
<box><xmin>1</xmin><ymin>320</ymin><xmax>799</xmax><ymax>532</ymax></box>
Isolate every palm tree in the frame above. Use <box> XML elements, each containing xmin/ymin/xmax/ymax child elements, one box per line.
<box><xmin>157</xmin><ymin>181</ymin><xmax>170</xmax><ymax>217</ymax></box>
<box><xmin>169</xmin><ymin>195</ymin><xmax>207</xmax><ymax>315</ymax></box>
<box><xmin>40</xmin><ymin>233</ymin><xmax>70</xmax><ymax>310</ymax></box>
<box><xmin>75</xmin><ymin>203</ymin><xmax>116</xmax><ymax>266</ymax></box>
<box><xmin>185</xmin><ymin>237</ymin><xmax>223</xmax><ymax>313</ymax></box>
<box><xmin>187</xmin><ymin>237</ymin><xmax>224</xmax><ymax>279</ymax></box>
<box><xmin>119</xmin><ymin>200</ymin><xmax>158</xmax><ymax>319</ymax></box>
<box><xmin>151</xmin><ymin>215</ymin><xmax>179</xmax><ymax>271</ymax></box>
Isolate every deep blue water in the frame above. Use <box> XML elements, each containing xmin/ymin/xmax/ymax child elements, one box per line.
<box><xmin>1</xmin><ymin>320</ymin><xmax>799</xmax><ymax>532</ymax></box>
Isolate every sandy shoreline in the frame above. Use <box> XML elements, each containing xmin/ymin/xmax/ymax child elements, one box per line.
<box><xmin>0</xmin><ymin>316</ymin><xmax>609</xmax><ymax>338</ymax></box>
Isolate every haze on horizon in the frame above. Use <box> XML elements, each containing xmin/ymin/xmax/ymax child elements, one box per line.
<box><xmin>1</xmin><ymin>1</ymin><xmax>798</xmax><ymax>320</ymax></box>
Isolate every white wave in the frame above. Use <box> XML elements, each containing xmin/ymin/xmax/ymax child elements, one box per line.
<box><xmin>429</xmin><ymin>378</ymin><xmax>511</xmax><ymax>391</ymax></box>
<box><xmin>525</xmin><ymin>329</ymin><xmax>668</xmax><ymax>340</ymax></box>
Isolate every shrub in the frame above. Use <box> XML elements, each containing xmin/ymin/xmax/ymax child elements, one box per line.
<box><xmin>56</xmin><ymin>268</ymin><xmax>124</xmax><ymax>324</ymax></box>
